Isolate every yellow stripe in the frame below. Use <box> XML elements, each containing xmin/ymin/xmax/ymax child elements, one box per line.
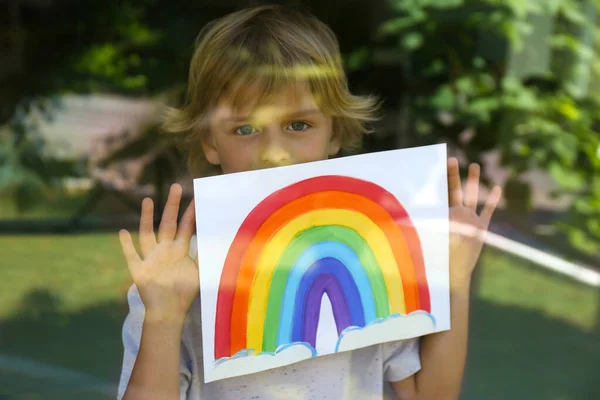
<box><xmin>246</xmin><ymin>209</ymin><xmax>405</xmax><ymax>352</ymax></box>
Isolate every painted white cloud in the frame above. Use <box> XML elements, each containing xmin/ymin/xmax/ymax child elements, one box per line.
<box><xmin>335</xmin><ymin>311</ymin><xmax>437</xmax><ymax>353</ymax></box>
<box><xmin>205</xmin><ymin>312</ymin><xmax>438</xmax><ymax>382</ymax></box>
<box><xmin>206</xmin><ymin>343</ymin><xmax>315</xmax><ymax>383</ymax></box>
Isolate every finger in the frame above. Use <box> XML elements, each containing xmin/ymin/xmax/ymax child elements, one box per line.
<box><xmin>176</xmin><ymin>199</ymin><xmax>196</xmax><ymax>244</ymax></box>
<box><xmin>464</xmin><ymin>163</ymin><xmax>480</xmax><ymax>210</ymax></box>
<box><xmin>447</xmin><ymin>157</ymin><xmax>463</xmax><ymax>207</ymax></box>
<box><xmin>119</xmin><ymin>229</ymin><xmax>141</xmax><ymax>272</ymax></box>
<box><xmin>139</xmin><ymin>197</ymin><xmax>157</xmax><ymax>257</ymax></box>
<box><xmin>158</xmin><ymin>184</ymin><xmax>183</xmax><ymax>242</ymax></box>
<box><xmin>480</xmin><ymin>185</ymin><xmax>502</xmax><ymax>228</ymax></box>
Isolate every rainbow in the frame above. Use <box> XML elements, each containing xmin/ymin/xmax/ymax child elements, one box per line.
<box><xmin>214</xmin><ymin>175</ymin><xmax>430</xmax><ymax>360</ymax></box>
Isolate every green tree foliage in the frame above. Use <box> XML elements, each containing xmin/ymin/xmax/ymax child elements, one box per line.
<box><xmin>1</xmin><ymin>0</ymin><xmax>225</xmax><ymax>212</ymax></box>
<box><xmin>3</xmin><ymin>0</ymin><xmax>231</xmax><ymax>113</ymax></box>
<box><xmin>364</xmin><ymin>0</ymin><xmax>600</xmax><ymax>255</ymax></box>
<box><xmin>0</xmin><ymin>97</ymin><xmax>83</xmax><ymax>211</ymax></box>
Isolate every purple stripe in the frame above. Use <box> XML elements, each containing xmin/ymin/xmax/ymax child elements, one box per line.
<box><xmin>298</xmin><ymin>274</ymin><xmax>351</xmax><ymax>347</ymax></box>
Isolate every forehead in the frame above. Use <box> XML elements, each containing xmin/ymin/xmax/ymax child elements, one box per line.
<box><xmin>211</xmin><ymin>82</ymin><xmax>322</xmax><ymax>122</ymax></box>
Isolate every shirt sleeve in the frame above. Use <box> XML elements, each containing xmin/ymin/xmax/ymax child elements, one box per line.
<box><xmin>116</xmin><ymin>284</ymin><xmax>192</xmax><ymax>400</ymax></box>
<box><xmin>382</xmin><ymin>338</ymin><xmax>422</xmax><ymax>383</ymax></box>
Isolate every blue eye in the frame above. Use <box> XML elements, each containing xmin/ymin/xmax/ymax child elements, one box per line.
<box><xmin>288</xmin><ymin>121</ymin><xmax>310</xmax><ymax>132</ymax></box>
<box><xmin>235</xmin><ymin>124</ymin><xmax>258</xmax><ymax>135</ymax></box>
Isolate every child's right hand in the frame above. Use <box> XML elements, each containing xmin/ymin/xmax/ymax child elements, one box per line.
<box><xmin>119</xmin><ymin>183</ymin><xmax>199</xmax><ymax>323</ymax></box>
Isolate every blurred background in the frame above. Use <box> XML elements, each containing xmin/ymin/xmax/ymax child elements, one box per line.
<box><xmin>0</xmin><ymin>0</ymin><xmax>599</xmax><ymax>399</ymax></box>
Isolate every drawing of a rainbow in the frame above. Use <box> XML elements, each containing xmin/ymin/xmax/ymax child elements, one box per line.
<box><xmin>213</xmin><ymin>175</ymin><xmax>431</xmax><ymax>360</ymax></box>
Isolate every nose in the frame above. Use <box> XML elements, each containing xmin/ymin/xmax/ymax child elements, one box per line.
<box><xmin>259</xmin><ymin>130</ymin><xmax>291</xmax><ymax>168</ymax></box>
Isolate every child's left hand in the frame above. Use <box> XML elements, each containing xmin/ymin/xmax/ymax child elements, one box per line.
<box><xmin>447</xmin><ymin>157</ymin><xmax>502</xmax><ymax>291</ymax></box>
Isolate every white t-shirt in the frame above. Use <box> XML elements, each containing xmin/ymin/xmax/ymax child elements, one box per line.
<box><xmin>117</xmin><ymin>240</ymin><xmax>422</xmax><ymax>400</ymax></box>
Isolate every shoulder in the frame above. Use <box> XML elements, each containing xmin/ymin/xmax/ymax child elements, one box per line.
<box><xmin>381</xmin><ymin>338</ymin><xmax>422</xmax><ymax>382</ymax></box>
<box><xmin>381</xmin><ymin>337</ymin><xmax>421</xmax><ymax>360</ymax></box>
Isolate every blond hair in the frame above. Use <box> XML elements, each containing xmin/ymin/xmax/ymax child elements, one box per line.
<box><xmin>163</xmin><ymin>4</ymin><xmax>381</xmax><ymax>175</ymax></box>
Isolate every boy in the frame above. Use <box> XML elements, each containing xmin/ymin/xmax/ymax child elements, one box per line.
<box><xmin>117</xmin><ymin>4</ymin><xmax>502</xmax><ymax>400</ymax></box>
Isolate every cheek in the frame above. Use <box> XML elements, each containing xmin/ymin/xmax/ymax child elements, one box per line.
<box><xmin>217</xmin><ymin>139</ymin><xmax>257</xmax><ymax>172</ymax></box>
<box><xmin>293</xmin><ymin>132</ymin><xmax>334</xmax><ymax>161</ymax></box>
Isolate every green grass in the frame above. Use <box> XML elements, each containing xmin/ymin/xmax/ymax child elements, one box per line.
<box><xmin>0</xmin><ymin>234</ymin><xmax>598</xmax><ymax>399</ymax></box>
<box><xmin>0</xmin><ymin>370</ymin><xmax>113</xmax><ymax>400</ymax></box>
<box><xmin>464</xmin><ymin>248</ymin><xmax>599</xmax><ymax>400</ymax></box>
<box><xmin>0</xmin><ymin>233</ymin><xmax>132</xmax><ymax>394</ymax></box>
<box><xmin>476</xmin><ymin>248</ymin><xmax>598</xmax><ymax>332</ymax></box>
<box><xmin>0</xmin><ymin>234</ymin><xmax>131</xmax><ymax>319</ymax></box>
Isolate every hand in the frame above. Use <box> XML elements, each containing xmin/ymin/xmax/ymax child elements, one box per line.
<box><xmin>447</xmin><ymin>157</ymin><xmax>502</xmax><ymax>291</ymax></box>
<box><xmin>119</xmin><ymin>183</ymin><xmax>199</xmax><ymax>323</ymax></box>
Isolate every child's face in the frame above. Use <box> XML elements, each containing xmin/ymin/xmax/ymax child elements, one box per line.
<box><xmin>202</xmin><ymin>84</ymin><xmax>340</xmax><ymax>173</ymax></box>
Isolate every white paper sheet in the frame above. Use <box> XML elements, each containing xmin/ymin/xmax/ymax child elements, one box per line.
<box><xmin>193</xmin><ymin>144</ymin><xmax>450</xmax><ymax>382</ymax></box>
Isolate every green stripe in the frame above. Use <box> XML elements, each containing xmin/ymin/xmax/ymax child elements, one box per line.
<box><xmin>262</xmin><ymin>225</ymin><xmax>389</xmax><ymax>352</ymax></box>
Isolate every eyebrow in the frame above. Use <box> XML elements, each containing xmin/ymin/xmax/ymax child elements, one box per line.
<box><xmin>224</xmin><ymin>108</ymin><xmax>323</xmax><ymax>123</ymax></box>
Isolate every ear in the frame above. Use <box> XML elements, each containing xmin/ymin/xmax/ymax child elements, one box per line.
<box><xmin>201</xmin><ymin>133</ymin><xmax>221</xmax><ymax>165</ymax></box>
<box><xmin>328</xmin><ymin>135</ymin><xmax>341</xmax><ymax>157</ymax></box>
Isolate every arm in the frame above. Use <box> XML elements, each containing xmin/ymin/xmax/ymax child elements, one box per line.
<box><xmin>390</xmin><ymin>159</ymin><xmax>502</xmax><ymax>400</ymax></box>
<box><xmin>388</xmin><ymin>285</ymin><xmax>471</xmax><ymax>400</ymax></box>
<box><xmin>121</xmin><ymin>313</ymin><xmax>186</xmax><ymax>399</ymax></box>
<box><xmin>117</xmin><ymin>285</ymin><xmax>188</xmax><ymax>400</ymax></box>
<box><xmin>119</xmin><ymin>184</ymin><xmax>199</xmax><ymax>400</ymax></box>
<box><xmin>410</xmin><ymin>279</ymin><xmax>471</xmax><ymax>400</ymax></box>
